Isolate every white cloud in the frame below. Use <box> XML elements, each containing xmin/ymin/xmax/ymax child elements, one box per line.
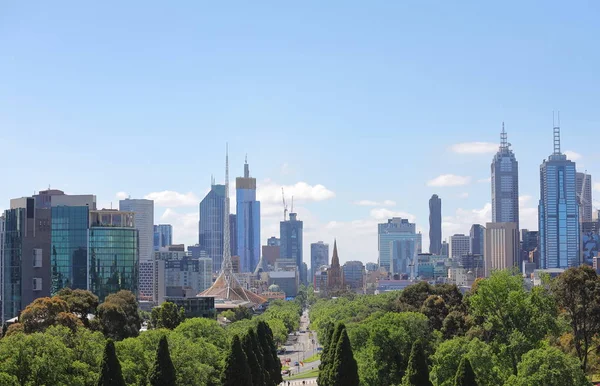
<box><xmin>369</xmin><ymin>208</ymin><xmax>416</xmax><ymax>223</ymax></box>
<box><xmin>354</xmin><ymin>199</ymin><xmax>396</xmax><ymax>207</ymax></box>
<box><xmin>594</xmin><ymin>183</ymin><xmax>600</xmax><ymax>192</ymax></box>
<box><xmin>458</xmin><ymin>192</ymin><xmax>469</xmax><ymax>199</ymax></box>
<box><xmin>160</xmin><ymin>209</ymin><xmax>199</xmax><ymax>243</ymax></box>
<box><xmin>519</xmin><ymin>195</ymin><xmax>538</xmax><ymax>231</ymax></box>
<box><xmin>450</xmin><ymin>142</ymin><xmax>497</xmax><ymax>154</ymax></box>
<box><xmin>257</xmin><ymin>180</ymin><xmax>335</xmax><ymax>204</ymax></box>
<box><xmin>427</xmin><ymin>174</ymin><xmax>471</xmax><ymax>187</ymax></box>
<box><xmin>116</xmin><ymin>192</ymin><xmax>128</xmax><ymax>200</ymax></box>
<box><xmin>145</xmin><ymin>191</ymin><xmax>200</xmax><ymax>207</ymax></box>
<box><xmin>442</xmin><ymin>203</ymin><xmax>492</xmax><ymax>236</ymax></box>
<box><xmin>477</xmin><ymin>177</ymin><xmax>491</xmax><ymax>183</ymax></box>
<box><xmin>564</xmin><ymin>150</ymin><xmax>582</xmax><ymax>161</ymax></box>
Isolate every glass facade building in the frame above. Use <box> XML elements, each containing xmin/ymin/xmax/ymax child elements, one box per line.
<box><xmin>236</xmin><ymin>160</ymin><xmax>261</xmax><ymax>273</ymax></box>
<box><xmin>342</xmin><ymin>261</ymin><xmax>365</xmax><ymax>291</ymax></box>
<box><xmin>539</xmin><ymin>127</ymin><xmax>580</xmax><ymax>269</ymax></box>
<box><xmin>310</xmin><ymin>241</ymin><xmax>329</xmax><ymax>272</ymax></box>
<box><xmin>378</xmin><ymin>217</ymin><xmax>421</xmax><ymax>275</ymax></box>
<box><xmin>280</xmin><ymin>213</ymin><xmax>304</xmax><ymax>283</ymax></box>
<box><xmin>199</xmin><ymin>184</ymin><xmax>226</xmax><ymax>272</ymax></box>
<box><xmin>153</xmin><ymin>224</ymin><xmax>173</xmax><ymax>251</ymax></box>
<box><xmin>429</xmin><ymin>195</ymin><xmax>442</xmax><ymax>254</ymax></box>
<box><xmin>88</xmin><ymin>210</ymin><xmax>139</xmax><ymax>301</ymax></box>
<box><xmin>51</xmin><ymin>206</ymin><xmax>89</xmax><ymax>293</ymax></box>
<box><xmin>469</xmin><ymin>224</ymin><xmax>485</xmax><ymax>256</ymax></box>
<box><xmin>491</xmin><ymin>124</ymin><xmax>520</xmax><ymax>229</ymax></box>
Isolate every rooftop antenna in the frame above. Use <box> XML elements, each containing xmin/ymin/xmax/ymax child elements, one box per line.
<box><xmin>281</xmin><ymin>188</ymin><xmax>288</xmax><ymax>221</ymax></box>
<box><xmin>553</xmin><ymin>111</ymin><xmax>561</xmax><ymax>155</ymax></box>
<box><xmin>500</xmin><ymin>121</ymin><xmax>508</xmax><ymax>151</ymax></box>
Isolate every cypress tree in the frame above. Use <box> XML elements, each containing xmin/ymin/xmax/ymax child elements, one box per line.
<box><xmin>318</xmin><ymin>323</ymin><xmax>345</xmax><ymax>386</ymax></box>
<box><xmin>149</xmin><ymin>335</ymin><xmax>177</xmax><ymax>386</ymax></box>
<box><xmin>221</xmin><ymin>335</ymin><xmax>252</xmax><ymax>386</ymax></box>
<box><xmin>402</xmin><ymin>341</ymin><xmax>433</xmax><ymax>386</ymax></box>
<box><xmin>98</xmin><ymin>339</ymin><xmax>126</xmax><ymax>386</ymax></box>
<box><xmin>330</xmin><ymin>328</ymin><xmax>359</xmax><ymax>386</ymax></box>
<box><xmin>454</xmin><ymin>357</ymin><xmax>477</xmax><ymax>386</ymax></box>
<box><xmin>257</xmin><ymin>321</ymin><xmax>282</xmax><ymax>385</ymax></box>
<box><xmin>250</xmin><ymin>327</ymin><xmax>271</xmax><ymax>385</ymax></box>
<box><xmin>242</xmin><ymin>329</ymin><xmax>264</xmax><ymax>386</ymax></box>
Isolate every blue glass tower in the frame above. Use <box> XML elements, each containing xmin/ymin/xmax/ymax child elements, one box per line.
<box><xmin>539</xmin><ymin>125</ymin><xmax>580</xmax><ymax>269</ymax></box>
<box><xmin>280</xmin><ymin>212</ymin><xmax>304</xmax><ymax>283</ymax></box>
<box><xmin>236</xmin><ymin>158</ymin><xmax>261</xmax><ymax>273</ymax></box>
<box><xmin>199</xmin><ymin>182</ymin><xmax>226</xmax><ymax>273</ymax></box>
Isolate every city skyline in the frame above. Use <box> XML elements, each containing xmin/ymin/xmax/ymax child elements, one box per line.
<box><xmin>3</xmin><ymin>2</ymin><xmax>600</xmax><ymax>265</ymax></box>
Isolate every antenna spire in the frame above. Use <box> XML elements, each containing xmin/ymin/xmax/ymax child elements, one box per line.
<box><xmin>500</xmin><ymin>121</ymin><xmax>508</xmax><ymax>151</ymax></box>
<box><xmin>553</xmin><ymin>112</ymin><xmax>561</xmax><ymax>155</ymax></box>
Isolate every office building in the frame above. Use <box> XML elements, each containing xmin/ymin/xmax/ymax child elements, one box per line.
<box><xmin>50</xmin><ymin>194</ymin><xmax>96</xmax><ymax>294</ymax></box>
<box><xmin>485</xmin><ymin>222</ymin><xmax>519</xmax><ymax>277</ymax></box>
<box><xmin>153</xmin><ymin>224</ymin><xmax>173</xmax><ymax>251</ymax></box>
<box><xmin>521</xmin><ymin>229</ymin><xmax>539</xmax><ymax>266</ymax></box>
<box><xmin>311</xmin><ymin>241</ymin><xmax>329</xmax><ymax>272</ymax></box>
<box><xmin>236</xmin><ymin>159</ymin><xmax>260</xmax><ymax>272</ymax></box>
<box><xmin>343</xmin><ymin>261</ymin><xmax>365</xmax><ymax>292</ymax></box>
<box><xmin>280</xmin><ymin>212</ymin><xmax>304</xmax><ymax>283</ymax></box>
<box><xmin>539</xmin><ymin>125</ymin><xmax>580</xmax><ymax>268</ymax></box>
<box><xmin>576</xmin><ymin>172</ymin><xmax>593</xmax><ymax>223</ymax></box>
<box><xmin>378</xmin><ymin>217</ymin><xmax>422</xmax><ymax>275</ymax></box>
<box><xmin>199</xmin><ymin>182</ymin><xmax>226</xmax><ymax>273</ymax></box>
<box><xmin>88</xmin><ymin>210</ymin><xmax>139</xmax><ymax>301</ymax></box>
<box><xmin>491</xmin><ymin>123</ymin><xmax>520</xmax><ymax>229</ymax></box>
<box><xmin>268</xmin><ymin>271</ymin><xmax>299</xmax><ymax>297</ymax></box>
<box><xmin>460</xmin><ymin>254</ymin><xmax>485</xmax><ymax>278</ymax></box>
<box><xmin>449</xmin><ymin>234</ymin><xmax>470</xmax><ymax>259</ymax></box>
<box><xmin>229</xmin><ymin>214</ymin><xmax>237</xmax><ymax>256</ymax></box>
<box><xmin>0</xmin><ymin>215</ymin><xmax>4</xmax><ymax>322</ymax></box>
<box><xmin>154</xmin><ymin>254</ymin><xmax>213</xmax><ymax>304</ymax></box>
<box><xmin>429</xmin><ymin>194</ymin><xmax>442</xmax><ymax>254</ymax></box>
<box><xmin>470</xmin><ymin>224</ymin><xmax>485</xmax><ymax>255</ymax></box>
<box><xmin>262</xmin><ymin>244</ymin><xmax>280</xmax><ymax>267</ymax></box>
<box><xmin>441</xmin><ymin>241</ymin><xmax>449</xmax><ymax>257</ymax></box>
<box><xmin>3</xmin><ymin>198</ymin><xmax>51</xmax><ymax>321</ymax></box>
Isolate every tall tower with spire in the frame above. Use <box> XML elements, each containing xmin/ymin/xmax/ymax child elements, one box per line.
<box><xmin>539</xmin><ymin>119</ymin><xmax>580</xmax><ymax>268</ymax></box>
<box><xmin>327</xmin><ymin>240</ymin><xmax>344</xmax><ymax>291</ymax></box>
<box><xmin>200</xmin><ymin>146</ymin><xmax>266</xmax><ymax>306</ymax></box>
<box><xmin>491</xmin><ymin>122</ymin><xmax>520</xmax><ymax>229</ymax></box>
<box><xmin>236</xmin><ymin>155</ymin><xmax>261</xmax><ymax>273</ymax></box>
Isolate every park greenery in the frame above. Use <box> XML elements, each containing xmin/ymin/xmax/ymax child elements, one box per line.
<box><xmin>0</xmin><ymin>285</ymin><xmax>300</xmax><ymax>385</ymax></box>
<box><xmin>309</xmin><ymin>266</ymin><xmax>600</xmax><ymax>386</ymax></box>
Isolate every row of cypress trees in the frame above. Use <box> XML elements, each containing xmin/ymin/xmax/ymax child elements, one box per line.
<box><xmin>402</xmin><ymin>341</ymin><xmax>477</xmax><ymax>386</ymax></box>
<box><xmin>98</xmin><ymin>335</ymin><xmax>175</xmax><ymax>386</ymax></box>
<box><xmin>317</xmin><ymin>323</ymin><xmax>359</xmax><ymax>386</ymax></box>
<box><xmin>221</xmin><ymin>320</ymin><xmax>284</xmax><ymax>386</ymax></box>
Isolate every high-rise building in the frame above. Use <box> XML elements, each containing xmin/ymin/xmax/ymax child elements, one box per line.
<box><xmin>491</xmin><ymin>123</ymin><xmax>520</xmax><ymax>230</ymax></box>
<box><xmin>576</xmin><ymin>172</ymin><xmax>593</xmax><ymax>223</ymax></box>
<box><xmin>539</xmin><ymin>125</ymin><xmax>580</xmax><ymax>269</ymax></box>
<box><xmin>268</xmin><ymin>237</ymin><xmax>280</xmax><ymax>246</ymax></box>
<box><xmin>262</xmin><ymin>244</ymin><xmax>280</xmax><ymax>267</ymax></box>
<box><xmin>51</xmin><ymin>202</ymin><xmax>95</xmax><ymax>294</ymax></box>
<box><xmin>229</xmin><ymin>214</ymin><xmax>237</xmax><ymax>256</ymax></box>
<box><xmin>0</xmin><ymin>215</ymin><xmax>4</xmax><ymax>323</ymax></box>
<box><xmin>88</xmin><ymin>210</ymin><xmax>139</xmax><ymax>301</ymax></box>
<box><xmin>469</xmin><ymin>224</ymin><xmax>485</xmax><ymax>255</ymax></box>
<box><xmin>449</xmin><ymin>234</ymin><xmax>470</xmax><ymax>260</ymax></box>
<box><xmin>429</xmin><ymin>195</ymin><xmax>442</xmax><ymax>254</ymax></box>
<box><xmin>154</xmin><ymin>254</ymin><xmax>213</xmax><ymax>304</ymax></box>
<box><xmin>311</xmin><ymin>241</ymin><xmax>329</xmax><ymax>272</ymax></box>
<box><xmin>153</xmin><ymin>224</ymin><xmax>173</xmax><ymax>251</ymax></box>
<box><xmin>236</xmin><ymin>159</ymin><xmax>261</xmax><ymax>273</ymax></box>
<box><xmin>199</xmin><ymin>182</ymin><xmax>226</xmax><ymax>273</ymax></box>
<box><xmin>280</xmin><ymin>212</ymin><xmax>304</xmax><ymax>283</ymax></box>
<box><xmin>119</xmin><ymin>199</ymin><xmax>153</xmax><ymax>262</ymax></box>
<box><xmin>343</xmin><ymin>261</ymin><xmax>365</xmax><ymax>293</ymax></box>
<box><xmin>485</xmin><ymin>222</ymin><xmax>519</xmax><ymax>277</ymax></box>
<box><xmin>441</xmin><ymin>241</ymin><xmax>449</xmax><ymax>257</ymax></box>
<box><xmin>3</xmin><ymin>197</ymin><xmax>51</xmax><ymax>321</ymax></box>
<box><xmin>521</xmin><ymin>229</ymin><xmax>539</xmax><ymax>266</ymax></box>
<box><xmin>378</xmin><ymin>217</ymin><xmax>422</xmax><ymax>275</ymax></box>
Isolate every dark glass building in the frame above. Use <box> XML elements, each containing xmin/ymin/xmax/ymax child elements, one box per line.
<box><xmin>51</xmin><ymin>206</ymin><xmax>89</xmax><ymax>293</ymax></box>
<box><xmin>199</xmin><ymin>183</ymin><xmax>226</xmax><ymax>272</ymax></box>
<box><xmin>429</xmin><ymin>195</ymin><xmax>442</xmax><ymax>254</ymax></box>
<box><xmin>280</xmin><ymin>212</ymin><xmax>304</xmax><ymax>283</ymax></box>
<box><xmin>88</xmin><ymin>210</ymin><xmax>139</xmax><ymax>301</ymax></box>
<box><xmin>469</xmin><ymin>224</ymin><xmax>485</xmax><ymax>255</ymax></box>
<box><xmin>236</xmin><ymin>159</ymin><xmax>260</xmax><ymax>273</ymax></box>
<box><xmin>310</xmin><ymin>241</ymin><xmax>329</xmax><ymax>273</ymax></box>
<box><xmin>491</xmin><ymin>124</ymin><xmax>520</xmax><ymax>229</ymax></box>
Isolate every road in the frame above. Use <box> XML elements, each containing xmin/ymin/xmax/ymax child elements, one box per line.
<box><xmin>278</xmin><ymin>309</ymin><xmax>321</xmax><ymax>382</ymax></box>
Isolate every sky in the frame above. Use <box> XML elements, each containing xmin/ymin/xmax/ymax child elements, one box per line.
<box><xmin>1</xmin><ymin>1</ymin><xmax>600</xmax><ymax>266</ymax></box>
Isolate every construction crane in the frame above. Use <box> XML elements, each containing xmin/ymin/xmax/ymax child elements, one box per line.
<box><xmin>282</xmin><ymin>187</ymin><xmax>288</xmax><ymax>221</ymax></box>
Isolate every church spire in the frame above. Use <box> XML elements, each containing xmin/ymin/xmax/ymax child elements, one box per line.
<box><xmin>331</xmin><ymin>239</ymin><xmax>340</xmax><ymax>267</ymax></box>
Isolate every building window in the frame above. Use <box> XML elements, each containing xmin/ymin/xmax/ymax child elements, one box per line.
<box><xmin>33</xmin><ymin>277</ymin><xmax>43</xmax><ymax>291</ymax></box>
<box><xmin>33</xmin><ymin>248</ymin><xmax>43</xmax><ymax>268</ymax></box>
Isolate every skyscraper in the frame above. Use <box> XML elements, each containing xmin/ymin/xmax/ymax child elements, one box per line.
<box><xmin>199</xmin><ymin>182</ymin><xmax>226</xmax><ymax>273</ymax></box>
<box><xmin>429</xmin><ymin>195</ymin><xmax>442</xmax><ymax>254</ymax></box>
<box><xmin>539</xmin><ymin>124</ymin><xmax>580</xmax><ymax>269</ymax></box>
<box><xmin>119</xmin><ymin>199</ymin><xmax>154</xmax><ymax>263</ymax></box>
<box><xmin>378</xmin><ymin>217</ymin><xmax>422</xmax><ymax>275</ymax></box>
<box><xmin>469</xmin><ymin>224</ymin><xmax>485</xmax><ymax>255</ymax></box>
<box><xmin>576</xmin><ymin>172</ymin><xmax>593</xmax><ymax>223</ymax></box>
<box><xmin>449</xmin><ymin>234</ymin><xmax>470</xmax><ymax>259</ymax></box>
<box><xmin>280</xmin><ymin>212</ymin><xmax>304</xmax><ymax>283</ymax></box>
<box><xmin>88</xmin><ymin>210</ymin><xmax>139</xmax><ymax>301</ymax></box>
<box><xmin>153</xmin><ymin>224</ymin><xmax>173</xmax><ymax>251</ymax></box>
<box><xmin>4</xmin><ymin>197</ymin><xmax>51</xmax><ymax>321</ymax></box>
<box><xmin>236</xmin><ymin>158</ymin><xmax>260</xmax><ymax>273</ymax></box>
<box><xmin>311</xmin><ymin>241</ymin><xmax>329</xmax><ymax>273</ymax></box>
<box><xmin>485</xmin><ymin>222</ymin><xmax>519</xmax><ymax>277</ymax></box>
<box><xmin>491</xmin><ymin>123</ymin><xmax>520</xmax><ymax>229</ymax></box>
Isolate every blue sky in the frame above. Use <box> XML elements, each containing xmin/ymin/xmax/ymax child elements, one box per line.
<box><xmin>1</xmin><ymin>1</ymin><xmax>599</xmax><ymax>264</ymax></box>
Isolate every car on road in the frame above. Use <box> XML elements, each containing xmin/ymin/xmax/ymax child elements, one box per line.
<box><xmin>317</xmin><ymin>347</ymin><xmax>323</xmax><ymax>352</ymax></box>
<box><xmin>282</xmin><ymin>370</ymin><xmax>289</xmax><ymax>375</ymax></box>
<box><xmin>294</xmin><ymin>362</ymin><xmax>300</xmax><ymax>366</ymax></box>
